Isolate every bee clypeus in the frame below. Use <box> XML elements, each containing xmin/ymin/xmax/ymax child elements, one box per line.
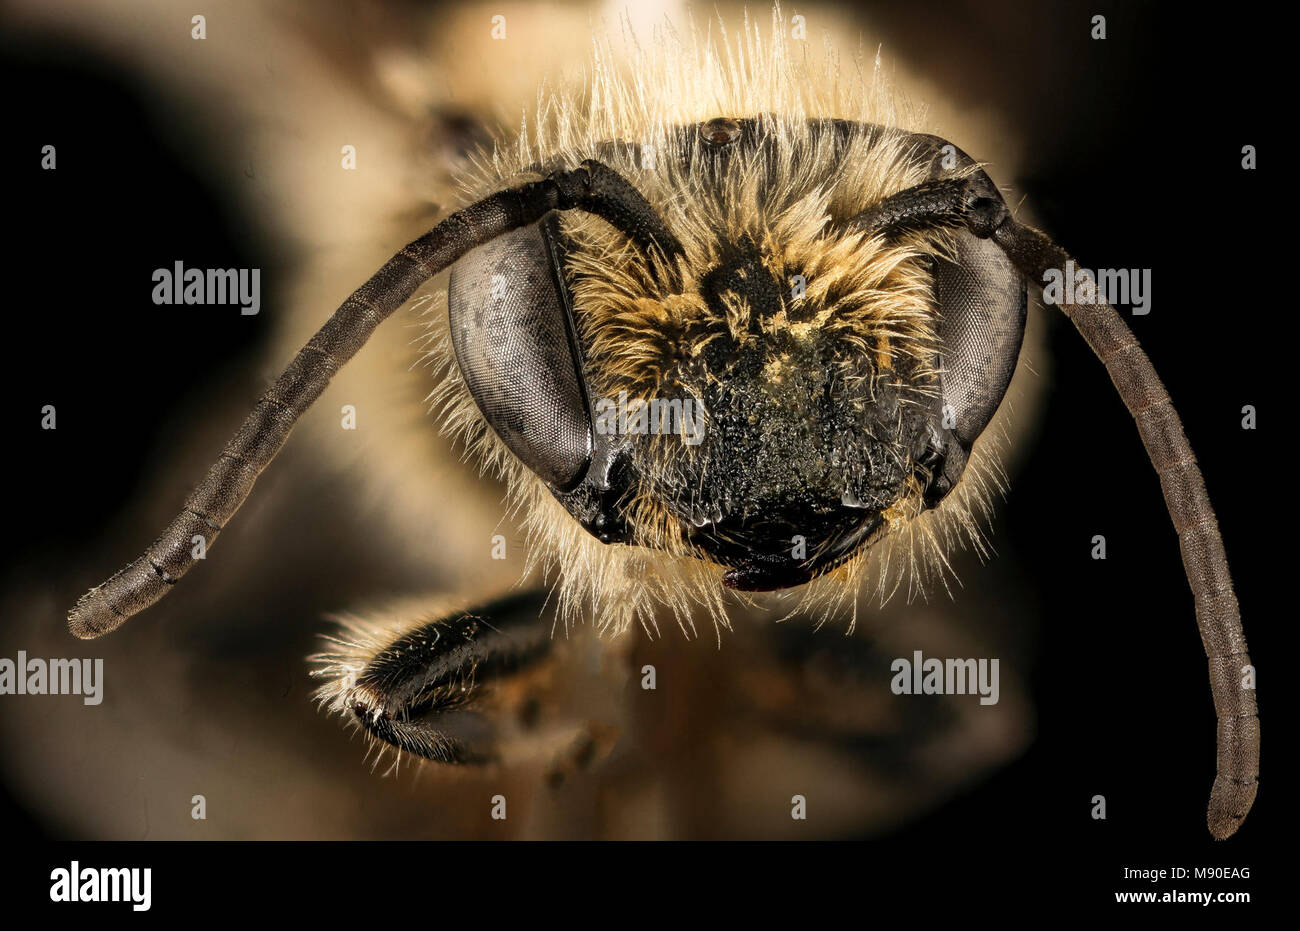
<box><xmin>67</xmin><ymin>10</ymin><xmax>1257</xmax><ymax>839</ymax></box>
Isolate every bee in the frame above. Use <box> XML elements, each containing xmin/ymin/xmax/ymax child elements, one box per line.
<box><xmin>61</xmin><ymin>4</ymin><xmax>1256</xmax><ymax>839</ymax></box>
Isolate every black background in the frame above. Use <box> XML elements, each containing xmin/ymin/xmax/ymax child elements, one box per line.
<box><xmin>0</xmin><ymin>0</ymin><xmax>1283</xmax><ymax>913</ymax></box>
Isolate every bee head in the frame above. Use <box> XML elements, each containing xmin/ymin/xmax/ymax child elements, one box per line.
<box><xmin>447</xmin><ymin>119</ymin><xmax>1027</xmax><ymax>592</ymax></box>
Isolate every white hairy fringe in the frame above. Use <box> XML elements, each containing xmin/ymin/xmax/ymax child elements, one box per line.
<box><xmin>416</xmin><ymin>5</ymin><xmax>1007</xmax><ymax>639</ymax></box>
<box><xmin>307</xmin><ymin>593</ymin><xmax>487</xmax><ymax>774</ymax></box>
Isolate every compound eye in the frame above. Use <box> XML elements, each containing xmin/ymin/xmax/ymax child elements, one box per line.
<box><xmin>932</xmin><ymin>229</ymin><xmax>1028</xmax><ymax>449</ymax></box>
<box><xmin>447</xmin><ymin>217</ymin><xmax>592</xmax><ymax>490</ymax></box>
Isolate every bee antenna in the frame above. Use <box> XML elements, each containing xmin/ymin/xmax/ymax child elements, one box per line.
<box><xmin>856</xmin><ymin>176</ymin><xmax>1258</xmax><ymax>838</ymax></box>
<box><xmin>68</xmin><ymin>161</ymin><xmax>677</xmax><ymax>639</ymax></box>
<box><xmin>991</xmin><ymin>216</ymin><xmax>1258</xmax><ymax>839</ymax></box>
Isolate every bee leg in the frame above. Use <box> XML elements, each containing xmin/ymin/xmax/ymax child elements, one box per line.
<box><xmin>311</xmin><ymin>590</ymin><xmax>556</xmax><ymax>764</ymax></box>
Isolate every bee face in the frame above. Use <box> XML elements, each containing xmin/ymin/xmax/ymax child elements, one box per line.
<box><xmin>448</xmin><ymin>117</ymin><xmax>1024</xmax><ymax>593</ymax></box>
<box><xmin>582</xmin><ymin>228</ymin><xmax>940</xmax><ymax>590</ymax></box>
